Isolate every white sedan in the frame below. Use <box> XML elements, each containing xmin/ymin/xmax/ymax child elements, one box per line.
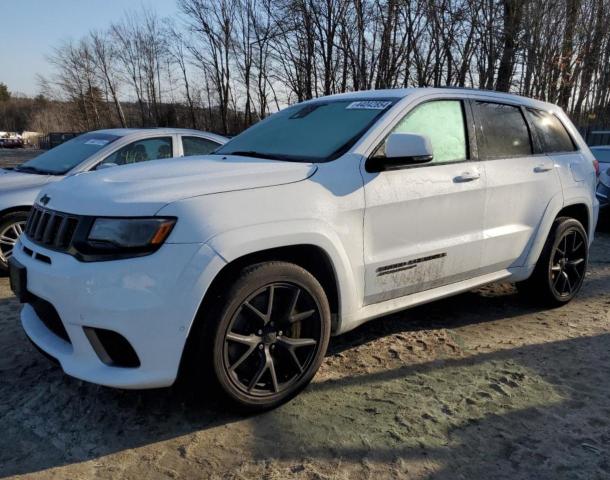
<box><xmin>0</xmin><ymin>128</ymin><xmax>227</xmax><ymax>270</ymax></box>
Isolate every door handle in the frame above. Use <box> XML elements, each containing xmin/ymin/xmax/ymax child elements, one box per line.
<box><xmin>534</xmin><ymin>164</ymin><xmax>553</xmax><ymax>173</ymax></box>
<box><xmin>454</xmin><ymin>171</ymin><xmax>481</xmax><ymax>182</ymax></box>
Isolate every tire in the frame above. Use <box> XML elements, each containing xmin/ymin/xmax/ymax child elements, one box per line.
<box><xmin>0</xmin><ymin>211</ymin><xmax>29</xmax><ymax>272</ymax></box>
<box><xmin>190</xmin><ymin>261</ymin><xmax>331</xmax><ymax>411</ymax></box>
<box><xmin>517</xmin><ymin>217</ymin><xmax>588</xmax><ymax>307</ymax></box>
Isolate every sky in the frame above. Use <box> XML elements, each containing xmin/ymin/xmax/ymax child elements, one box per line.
<box><xmin>0</xmin><ymin>0</ymin><xmax>179</xmax><ymax>96</ymax></box>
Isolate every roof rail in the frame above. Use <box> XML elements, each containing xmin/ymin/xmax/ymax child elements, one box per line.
<box><xmin>439</xmin><ymin>86</ymin><xmax>514</xmax><ymax>95</ymax></box>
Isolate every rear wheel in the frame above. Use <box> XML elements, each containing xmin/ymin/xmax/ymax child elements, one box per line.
<box><xmin>195</xmin><ymin>261</ymin><xmax>331</xmax><ymax>411</ymax></box>
<box><xmin>0</xmin><ymin>211</ymin><xmax>28</xmax><ymax>272</ymax></box>
<box><xmin>517</xmin><ymin>217</ymin><xmax>588</xmax><ymax>306</ymax></box>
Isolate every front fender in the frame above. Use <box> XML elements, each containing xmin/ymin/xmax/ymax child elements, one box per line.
<box><xmin>0</xmin><ymin>187</ymin><xmax>41</xmax><ymax>215</ymax></box>
<box><xmin>207</xmin><ymin>219</ymin><xmax>362</xmax><ymax>321</ymax></box>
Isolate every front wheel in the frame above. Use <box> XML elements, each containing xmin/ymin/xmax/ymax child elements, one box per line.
<box><xmin>0</xmin><ymin>212</ymin><xmax>28</xmax><ymax>272</ymax></box>
<box><xmin>196</xmin><ymin>261</ymin><xmax>331</xmax><ymax>411</ymax></box>
<box><xmin>517</xmin><ymin>217</ymin><xmax>588</xmax><ymax>306</ymax></box>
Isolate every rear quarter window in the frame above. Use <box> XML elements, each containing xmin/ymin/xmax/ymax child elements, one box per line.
<box><xmin>526</xmin><ymin>108</ymin><xmax>576</xmax><ymax>153</ymax></box>
<box><xmin>182</xmin><ymin>136</ymin><xmax>221</xmax><ymax>156</ymax></box>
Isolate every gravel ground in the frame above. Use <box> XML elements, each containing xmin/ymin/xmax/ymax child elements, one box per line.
<box><xmin>0</xmin><ymin>150</ymin><xmax>609</xmax><ymax>479</ymax></box>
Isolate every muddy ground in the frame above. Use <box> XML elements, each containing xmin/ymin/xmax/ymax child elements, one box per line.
<box><xmin>1</xmin><ymin>151</ymin><xmax>609</xmax><ymax>479</ymax></box>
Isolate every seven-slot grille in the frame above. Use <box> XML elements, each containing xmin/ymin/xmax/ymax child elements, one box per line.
<box><xmin>25</xmin><ymin>205</ymin><xmax>80</xmax><ymax>250</ymax></box>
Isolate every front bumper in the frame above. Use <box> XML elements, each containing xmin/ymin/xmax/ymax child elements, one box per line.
<box><xmin>14</xmin><ymin>235</ymin><xmax>226</xmax><ymax>389</ymax></box>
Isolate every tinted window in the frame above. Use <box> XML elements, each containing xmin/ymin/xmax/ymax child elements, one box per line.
<box><xmin>182</xmin><ymin>136</ymin><xmax>220</xmax><ymax>156</ymax></box>
<box><xmin>101</xmin><ymin>137</ymin><xmax>173</xmax><ymax>166</ymax></box>
<box><xmin>476</xmin><ymin>102</ymin><xmax>532</xmax><ymax>158</ymax></box>
<box><xmin>15</xmin><ymin>132</ymin><xmax>119</xmax><ymax>175</ymax></box>
<box><xmin>526</xmin><ymin>108</ymin><xmax>576</xmax><ymax>153</ymax></box>
<box><xmin>388</xmin><ymin>100</ymin><xmax>467</xmax><ymax>164</ymax></box>
<box><xmin>214</xmin><ymin>99</ymin><xmax>397</xmax><ymax>162</ymax></box>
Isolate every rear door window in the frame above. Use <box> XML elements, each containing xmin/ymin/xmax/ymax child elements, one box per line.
<box><xmin>475</xmin><ymin>102</ymin><xmax>532</xmax><ymax>159</ymax></box>
<box><xmin>182</xmin><ymin>136</ymin><xmax>221</xmax><ymax>156</ymax></box>
<box><xmin>526</xmin><ymin>108</ymin><xmax>576</xmax><ymax>153</ymax></box>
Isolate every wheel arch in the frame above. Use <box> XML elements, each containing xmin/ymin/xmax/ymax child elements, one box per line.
<box><xmin>0</xmin><ymin>205</ymin><xmax>32</xmax><ymax>219</ymax></box>
<box><xmin>200</xmin><ymin>243</ymin><xmax>342</xmax><ymax>330</ymax></box>
<box><xmin>177</xmin><ymin>241</ymin><xmax>347</xmax><ymax>384</ymax></box>
<box><xmin>524</xmin><ymin>198</ymin><xmax>592</xmax><ymax>269</ymax></box>
<box><xmin>556</xmin><ymin>203</ymin><xmax>590</xmax><ymax>237</ymax></box>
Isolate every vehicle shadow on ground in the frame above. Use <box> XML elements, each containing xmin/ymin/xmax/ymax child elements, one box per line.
<box><xmin>1</xmin><ymin>246</ymin><xmax>609</xmax><ymax>478</ymax></box>
<box><xmin>254</xmin><ymin>334</ymin><xmax>610</xmax><ymax>479</ymax></box>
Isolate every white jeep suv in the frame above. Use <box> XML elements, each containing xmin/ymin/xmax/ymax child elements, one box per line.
<box><xmin>10</xmin><ymin>88</ymin><xmax>599</xmax><ymax>410</ymax></box>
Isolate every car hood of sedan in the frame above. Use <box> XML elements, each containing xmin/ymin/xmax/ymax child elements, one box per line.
<box><xmin>0</xmin><ymin>168</ymin><xmax>54</xmax><ymax>191</ymax></box>
<box><xmin>37</xmin><ymin>155</ymin><xmax>318</xmax><ymax>216</ymax></box>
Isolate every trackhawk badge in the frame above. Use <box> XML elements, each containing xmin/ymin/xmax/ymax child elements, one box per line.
<box><xmin>40</xmin><ymin>194</ymin><xmax>51</xmax><ymax>206</ymax></box>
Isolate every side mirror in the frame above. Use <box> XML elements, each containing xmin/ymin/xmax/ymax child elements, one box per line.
<box><xmin>96</xmin><ymin>162</ymin><xmax>119</xmax><ymax>171</ymax></box>
<box><xmin>367</xmin><ymin>133</ymin><xmax>433</xmax><ymax>172</ymax></box>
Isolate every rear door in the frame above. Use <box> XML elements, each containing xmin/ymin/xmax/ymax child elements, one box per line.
<box><xmin>361</xmin><ymin>98</ymin><xmax>487</xmax><ymax>305</ymax></box>
<box><xmin>473</xmin><ymin>101</ymin><xmax>562</xmax><ymax>270</ymax></box>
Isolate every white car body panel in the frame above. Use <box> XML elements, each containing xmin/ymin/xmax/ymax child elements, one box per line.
<box><xmin>12</xmin><ymin>88</ymin><xmax>599</xmax><ymax>389</ymax></box>
<box><xmin>361</xmin><ymin>158</ymin><xmax>487</xmax><ymax>304</ymax></box>
<box><xmin>480</xmin><ymin>153</ymin><xmax>561</xmax><ymax>269</ymax></box>
<box><xmin>18</xmin><ymin>235</ymin><xmax>226</xmax><ymax>388</ymax></box>
<box><xmin>41</xmin><ymin>156</ymin><xmax>317</xmax><ymax>217</ymax></box>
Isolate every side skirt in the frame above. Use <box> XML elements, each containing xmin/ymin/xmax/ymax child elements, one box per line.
<box><xmin>335</xmin><ymin>268</ymin><xmax>516</xmax><ymax>335</ymax></box>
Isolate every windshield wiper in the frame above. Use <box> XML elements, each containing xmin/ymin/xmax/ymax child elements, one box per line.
<box><xmin>15</xmin><ymin>165</ymin><xmax>63</xmax><ymax>175</ymax></box>
<box><xmin>15</xmin><ymin>165</ymin><xmax>49</xmax><ymax>175</ymax></box>
<box><xmin>223</xmin><ymin>150</ymin><xmax>287</xmax><ymax>161</ymax></box>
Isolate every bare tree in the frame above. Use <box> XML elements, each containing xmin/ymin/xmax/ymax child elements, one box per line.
<box><xmin>89</xmin><ymin>30</ymin><xmax>127</xmax><ymax>127</ymax></box>
<box><xmin>179</xmin><ymin>0</ymin><xmax>236</xmax><ymax>134</ymax></box>
<box><xmin>30</xmin><ymin>0</ymin><xmax>610</xmax><ymax>135</ymax></box>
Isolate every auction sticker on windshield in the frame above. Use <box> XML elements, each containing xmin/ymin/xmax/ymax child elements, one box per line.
<box><xmin>84</xmin><ymin>139</ymin><xmax>111</xmax><ymax>146</ymax></box>
<box><xmin>346</xmin><ymin>101</ymin><xmax>393</xmax><ymax>110</ymax></box>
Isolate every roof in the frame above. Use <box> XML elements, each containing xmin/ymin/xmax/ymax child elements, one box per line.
<box><xmin>315</xmin><ymin>87</ymin><xmax>561</xmax><ymax>112</ymax></box>
<box><xmin>92</xmin><ymin>128</ymin><xmax>227</xmax><ymax>143</ymax></box>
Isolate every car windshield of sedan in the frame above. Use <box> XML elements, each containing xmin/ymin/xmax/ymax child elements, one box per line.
<box><xmin>214</xmin><ymin>98</ymin><xmax>399</xmax><ymax>162</ymax></box>
<box><xmin>15</xmin><ymin>132</ymin><xmax>120</xmax><ymax>175</ymax></box>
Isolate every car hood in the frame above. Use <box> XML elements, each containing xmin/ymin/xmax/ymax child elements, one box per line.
<box><xmin>0</xmin><ymin>168</ymin><xmax>54</xmax><ymax>191</ymax></box>
<box><xmin>37</xmin><ymin>155</ymin><xmax>318</xmax><ymax>216</ymax></box>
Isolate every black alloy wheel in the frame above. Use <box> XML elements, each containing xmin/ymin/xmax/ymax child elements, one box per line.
<box><xmin>197</xmin><ymin>261</ymin><xmax>331</xmax><ymax>411</ymax></box>
<box><xmin>549</xmin><ymin>228</ymin><xmax>587</xmax><ymax>298</ymax></box>
<box><xmin>223</xmin><ymin>282</ymin><xmax>323</xmax><ymax>396</ymax></box>
<box><xmin>517</xmin><ymin>217</ymin><xmax>588</xmax><ymax>306</ymax></box>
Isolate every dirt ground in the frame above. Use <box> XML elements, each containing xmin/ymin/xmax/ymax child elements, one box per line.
<box><xmin>1</xmin><ymin>152</ymin><xmax>610</xmax><ymax>479</ymax></box>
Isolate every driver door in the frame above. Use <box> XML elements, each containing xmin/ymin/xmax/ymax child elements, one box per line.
<box><xmin>361</xmin><ymin>99</ymin><xmax>487</xmax><ymax>305</ymax></box>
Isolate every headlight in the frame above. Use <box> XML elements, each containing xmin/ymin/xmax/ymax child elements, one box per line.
<box><xmin>77</xmin><ymin>217</ymin><xmax>176</xmax><ymax>259</ymax></box>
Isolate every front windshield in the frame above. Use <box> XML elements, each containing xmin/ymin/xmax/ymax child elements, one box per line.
<box><xmin>17</xmin><ymin>132</ymin><xmax>120</xmax><ymax>175</ymax></box>
<box><xmin>214</xmin><ymin>98</ymin><xmax>398</xmax><ymax>162</ymax></box>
